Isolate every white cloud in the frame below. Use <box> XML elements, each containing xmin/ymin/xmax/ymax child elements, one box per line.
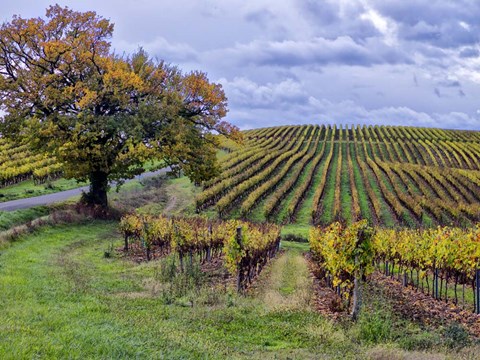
<box><xmin>360</xmin><ymin>7</ymin><xmax>398</xmax><ymax>46</ymax></box>
<box><xmin>219</xmin><ymin>77</ymin><xmax>307</xmax><ymax>108</ymax></box>
<box><xmin>459</xmin><ymin>21</ymin><xmax>470</xmax><ymax>31</ymax></box>
<box><xmin>115</xmin><ymin>37</ymin><xmax>198</xmax><ymax>63</ymax></box>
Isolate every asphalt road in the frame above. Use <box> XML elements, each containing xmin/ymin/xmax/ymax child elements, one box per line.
<box><xmin>0</xmin><ymin>168</ymin><xmax>170</xmax><ymax>212</ymax></box>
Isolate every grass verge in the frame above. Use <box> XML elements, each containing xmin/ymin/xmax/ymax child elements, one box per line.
<box><xmin>0</xmin><ymin>178</ymin><xmax>83</xmax><ymax>203</ymax></box>
<box><xmin>0</xmin><ymin>206</ymin><xmax>50</xmax><ymax>231</ymax></box>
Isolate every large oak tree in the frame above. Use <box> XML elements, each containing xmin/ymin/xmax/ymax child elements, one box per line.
<box><xmin>0</xmin><ymin>5</ymin><xmax>239</xmax><ymax>208</ymax></box>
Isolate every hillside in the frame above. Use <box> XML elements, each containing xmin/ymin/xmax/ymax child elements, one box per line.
<box><xmin>197</xmin><ymin>125</ymin><xmax>480</xmax><ymax>228</ymax></box>
<box><xmin>1</xmin><ymin>126</ymin><xmax>480</xmax><ymax>358</ymax></box>
<box><xmin>0</xmin><ymin>137</ymin><xmax>62</xmax><ymax>187</ymax></box>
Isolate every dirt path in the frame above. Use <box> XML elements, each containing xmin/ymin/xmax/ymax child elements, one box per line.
<box><xmin>162</xmin><ymin>195</ymin><xmax>177</xmax><ymax>214</ymax></box>
<box><xmin>256</xmin><ymin>242</ymin><xmax>313</xmax><ymax>311</ymax></box>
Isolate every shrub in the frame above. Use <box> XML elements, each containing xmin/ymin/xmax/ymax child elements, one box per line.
<box><xmin>443</xmin><ymin>322</ymin><xmax>471</xmax><ymax>349</ymax></box>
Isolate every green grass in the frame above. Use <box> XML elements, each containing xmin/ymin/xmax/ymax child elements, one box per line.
<box><xmin>248</xmin><ymin>154</ymin><xmax>311</xmax><ymax>224</ymax></box>
<box><xmin>357</xmin><ymin>145</ymin><xmax>396</xmax><ymax>227</ymax></box>
<box><xmin>258</xmin><ymin>240</ymin><xmax>312</xmax><ymax>303</ymax></box>
<box><xmin>340</xmin><ymin>142</ymin><xmax>352</xmax><ymax>223</ymax></box>
<box><xmin>247</xmin><ymin>136</ymin><xmax>314</xmax><ymax>224</ymax></box>
<box><xmin>281</xmin><ymin>224</ymin><xmax>311</xmax><ymax>240</ymax></box>
<box><xmin>372</xmin><ymin>162</ymin><xmax>417</xmax><ymax>227</ymax></box>
<box><xmin>0</xmin><ymin>178</ymin><xmax>83</xmax><ymax>202</ymax></box>
<box><xmin>275</xmin><ymin>165</ymin><xmax>312</xmax><ymax>223</ymax></box>
<box><xmin>276</xmin><ymin>138</ymin><xmax>325</xmax><ymax>224</ymax></box>
<box><xmin>246</xmin><ymin>197</ymin><xmax>268</xmax><ymax>223</ymax></box>
<box><xmin>247</xmin><ymin>158</ymin><xmax>308</xmax><ymax>223</ymax></box>
<box><xmin>290</xmin><ymin>142</ymin><xmax>332</xmax><ymax>225</ymax></box>
<box><xmin>281</xmin><ymin>239</ymin><xmax>310</xmax><ymax>252</ymax></box>
<box><xmin>349</xmin><ymin>143</ymin><xmax>372</xmax><ymax>222</ymax></box>
<box><xmin>319</xmin><ymin>143</ymin><xmax>338</xmax><ymax>224</ymax></box>
<box><xmin>0</xmin><ymin>206</ymin><xmax>51</xmax><ymax>232</ymax></box>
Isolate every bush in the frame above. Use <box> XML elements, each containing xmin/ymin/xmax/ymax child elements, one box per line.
<box><xmin>282</xmin><ymin>233</ymin><xmax>308</xmax><ymax>243</ymax></box>
<box><xmin>399</xmin><ymin>330</ymin><xmax>441</xmax><ymax>351</ymax></box>
<box><xmin>74</xmin><ymin>202</ymin><xmax>123</xmax><ymax>220</ymax></box>
<box><xmin>44</xmin><ymin>181</ymin><xmax>55</xmax><ymax>190</ymax></box>
<box><xmin>155</xmin><ymin>257</ymin><xmax>206</xmax><ymax>305</ymax></box>
<box><xmin>442</xmin><ymin>322</ymin><xmax>471</xmax><ymax>349</ymax></box>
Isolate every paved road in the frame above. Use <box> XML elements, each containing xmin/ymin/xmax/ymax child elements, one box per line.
<box><xmin>0</xmin><ymin>168</ymin><xmax>170</xmax><ymax>212</ymax></box>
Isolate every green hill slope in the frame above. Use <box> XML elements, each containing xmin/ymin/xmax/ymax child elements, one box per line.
<box><xmin>198</xmin><ymin>124</ymin><xmax>480</xmax><ymax>228</ymax></box>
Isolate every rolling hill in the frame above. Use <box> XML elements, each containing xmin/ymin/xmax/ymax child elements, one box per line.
<box><xmin>197</xmin><ymin>124</ymin><xmax>480</xmax><ymax>228</ymax></box>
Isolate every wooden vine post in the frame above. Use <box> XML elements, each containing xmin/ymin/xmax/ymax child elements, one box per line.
<box><xmin>434</xmin><ymin>268</ymin><xmax>439</xmax><ymax>300</ymax></box>
<box><xmin>142</xmin><ymin>219</ymin><xmax>151</xmax><ymax>261</ymax></box>
<box><xmin>351</xmin><ymin>251</ymin><xmax>361</xmax><ymax>321</ymax></box>
<box><xmin>207</xmin><ymin>224</ymin><xmax>213</xmax><ymax>262</ymax></box>
<box><xmin>476</xmin><ymin>269</ymin><xmax>480</xmax><ymax>314</ymax></box>
<box><xmin>236</xmin><ymin>226</ymin><xmax>243</xmax><ymax>293</ymax></box>
<box><xmin>124</xmin><ymin>232</ymin><xmax>129</xmax><ymax>252</ymax></box>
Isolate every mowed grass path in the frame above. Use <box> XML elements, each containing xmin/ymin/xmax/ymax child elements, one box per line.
<box><xmin>0</xmin><ymin>222</ymin><xmax>363</xmax><ymax>359</ymax></box>
<box><xmin>256</xmin><ymin>241</ymin><xmax>313</xmax><ymax>311</ymax></box>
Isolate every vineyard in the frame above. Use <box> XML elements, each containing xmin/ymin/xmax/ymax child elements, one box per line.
<box><xmin>120</xmin><ymin>214</ymin><xmax>281</xmax><ymax>291</ymax></box>
<box><xmin>310</xmin><ymin>221</ymin><xmax>480</xmax><ymax>315</ymax></box>
<box><xmin>0</xmin><ymin>138</ymin><xmax>62</xmax><ymax>187</ymax></box>
<box><xmin>198</xmin><ymin>124</ymin><xmax>480</xmax><ymax>228</ymax></box>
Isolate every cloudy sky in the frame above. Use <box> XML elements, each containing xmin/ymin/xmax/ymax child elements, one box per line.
<box><xmin>2</xmin><ymin>0</ymin><xmax>480</xmax><ymax>130</ymax></box>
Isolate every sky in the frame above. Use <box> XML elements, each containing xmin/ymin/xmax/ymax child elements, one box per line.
<box><xmin>2</xmin><ymin>0</ymin><xmax>480</xmax><ymax>131</ymax></box>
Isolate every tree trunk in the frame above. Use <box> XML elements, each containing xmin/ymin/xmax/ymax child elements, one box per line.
<box><xmin>87</xmin><ymin>170</ymin><xmax>109</xmax><ymax>208</ymax></box>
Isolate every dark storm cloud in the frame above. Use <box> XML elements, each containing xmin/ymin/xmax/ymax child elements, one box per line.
<box><xmin>219</xmin><ymin>37</ymin><xmax>412</xmax><ymax>68</ymax></box>
<box><xmin>400</xmin><ymin>21</ymin><xmax>478</xmax><ymax>49</ymax></box>
<box><xmin>459</xmin><ymin>47</ymin><xmax>480</xmax><ymax>58</ymax></box>
<box><xmin>297</xmin><ymin>0</ymin><xmax>380</xmax><ymax>41</ymax></box>
<box><xmin>372</xmin><ymin>0</ymin><xmax>480</xmax><ymax>49</ymax></box>
<box><xmin>244</xmin><ymin>9</ymin><xmax>275</xmax><ymax>27</ymax></box>
<box><xmin>438</xmin><ymin>79</ymin><xmax>461</xmax><ymax>88</ymax></box>
<box><xmin>371</xmin><ymin>0</ymin><xmax>480</xmax><ymax>27</ymax></box>
<box><xmin>299</xmin><ymin>0</ymin><xmax>340</xmax><ymax>26</ymax></box>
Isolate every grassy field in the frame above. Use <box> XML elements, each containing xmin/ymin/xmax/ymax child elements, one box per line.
<box><xmin>0</xmin><ymin>222</ymin><xmax>476</xmax><ymax>359</ymax></box>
